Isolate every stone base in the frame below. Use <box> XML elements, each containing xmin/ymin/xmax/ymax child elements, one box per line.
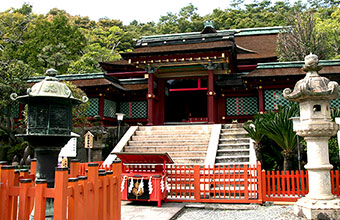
<box><xmin>294</xmin><ymin>197</ymin><xmax>340</xmax><ymax>219</ymax></box>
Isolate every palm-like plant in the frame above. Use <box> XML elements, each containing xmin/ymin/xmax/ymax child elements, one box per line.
<box><xmin>243</xmin><ymin>115</ymin><xmax>265</xmax><ymax>164</ymax></box>
<box><xmin>260</xmin><ymin>104</ymin><xmax>299</xmax><ymax>171</ymax></box>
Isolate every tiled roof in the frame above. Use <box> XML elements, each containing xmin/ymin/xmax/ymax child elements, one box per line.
<box><xmin>244</xmin><ymin>60</ymin><xmax>340</xmax><ymax>77</ymax></box>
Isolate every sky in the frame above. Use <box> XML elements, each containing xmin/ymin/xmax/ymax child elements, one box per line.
<box><xmin>1</xmin><ymin>0</ymin><xmax>301</xmax><ymax>25</ymax></box>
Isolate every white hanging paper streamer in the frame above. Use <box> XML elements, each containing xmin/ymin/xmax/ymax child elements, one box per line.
<box><xmin>165</xmin><ymin>177</ymin><xmax>170</xmax><ymax>193</ymax></box>
<box><xmin>128</xmin><ymin>177</ymin><xmax>134</xmax><ymax>193</ymax></box>
<box><xmin>121</xmin><ymin>176</ymin><xmax>127</xmax><ymax>192</ymax></box>
<box><xmin>148</xmin><ymin>176</ymin><xmax>153</xmax><ymax>194</ymax></box>
<box><xmin>160</xmin><ymin>176</ymin><xmax>165</xmax><ymax>192</ymax></box>
<box><xmin>137</xmin><ymin>177</ymin><xmax>144</xmax><ymax>194</ymax></box>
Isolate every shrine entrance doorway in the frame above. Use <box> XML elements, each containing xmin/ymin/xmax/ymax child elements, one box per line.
<box><xmin>164</xmin><ymin>78</ymin><xmax>208</xmax><ymax>123</ymax></box>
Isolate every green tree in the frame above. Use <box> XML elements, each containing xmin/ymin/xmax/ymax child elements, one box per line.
<box><xmin>17</xmin><ymin>13</ymin><xmax>86</xmax><ymax>73</ymax></box>
<box><xmin>277</xmin><ymin>11</ymin><xmax>329</xmax><ymax>61</ymax></box>
<box><xmin>316</xmin><ymin>7</ymin><xmax>340</xmax><ymax>59</ymax></box>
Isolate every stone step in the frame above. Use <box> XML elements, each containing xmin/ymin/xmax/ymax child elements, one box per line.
<box><xmin>219</xmin><ymin>138</ymin><xmax>250</xmax><ymax>144</ymax></box>
<box><xmin>138</xmin><ymin>125</ymin><xmax>212</xmax><ymax>131</ymax></box>
<box><xmin>215</xmin><ymin>162</ymin><xmax>251</xmax><ymax>166</ymax></box>
<box><xmin>220</xmin><ymin>133</ymin><xmax>248</xmax><ymax>139</ymax></box>
<box><xmin>218</xmin><ymin>144</ymin><xmax>250</xmax><ymax>150</ymax></box>
<box><xmin>217</xmin><ymin>149</ymin><xmax>250</xmax><ymax>157</ymax></box>
<box><xmin>223</xmin><ymin>124</ymin><xmax>244</xmax><ymax>129</ymax></box>
<box><xmin>172</xmin><ymin>157</ymin><xmax>205</xmax><ymax>164</ymax></box>
<box><xmin>128</xmin><ymin>140</ymin><xmax>209</xmax><ymax>146</ymax></box>
<box><xmin>221</xmin><ymin>128</ymin><xmax>247</xmax><ymax>134</ymax></box>
<box><xmin>168</xmin><ymin>151</ymin><xmax>207</xmax><ymax>157</ymax></box>
<box><xmin>125</xmin><ymin>145</ymin><xmax>209</xmax><ymax>152</ymax></box>
<box><xmin>215</xmin><ymin>156</ymin><xmax>250</xmax><ymax>164</ymax></box>
<box><xmin>131</xmin><ymin>134</ymin><xmax>210</xmax><ymax>141</ymax></box>
<box><xmin>136</xmin><ymin>130</ymin><xmax>210</xmax><ymax>135</ymax></box>
<box><xmin>220</xmin><ymin>143</ymin><xmax>250</xmax><ymax>150</ymax></box>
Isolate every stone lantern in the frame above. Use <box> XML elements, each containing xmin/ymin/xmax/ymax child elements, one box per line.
<box><xmin>283</xmin><ymin>54</ymin><xmax>340</xmax><ymax>219</ymax></box>
<box><xmin>11</xmin><ymin>68</ymin><xmax>88</xmax><ymax>187</ymax></box>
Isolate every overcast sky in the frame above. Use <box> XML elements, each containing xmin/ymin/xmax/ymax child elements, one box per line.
<box><xmin>1</xmin><ymin>0</ymin><xmax>302</xmax><ymax>25</ymax></box>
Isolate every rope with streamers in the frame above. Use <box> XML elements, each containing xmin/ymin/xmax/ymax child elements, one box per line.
<box><xmin>148</xmin><ymin>176</ymin><xmax>153</xmax><ymax>194</ymax></box>
<box><xmin>121</xmin><ymin>176</ymin><xmax>127</xmax><ymax>192</ymax></box>
<box><xmin>128</xmin><ymin>177</ymin><xmax>134</xmax><ymax>193</ymax></box>
<box><xmin>160</xmin><ymin>176</ymin><xmax>165</xmax><ymax>192</ymax></box>
<box><xmin>165</xmin><ymin>177</ymin><xmax>170</xmax><ymax>193</ymax></box>
<box><xmin>137</xmin><ymin>177</ymin><xmax>144</xmax><ymax>194</ymax></box>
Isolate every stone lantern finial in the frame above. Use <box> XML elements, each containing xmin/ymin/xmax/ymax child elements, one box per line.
<box><xmin>302</xmin><ymin>53</ymin><xmax>322</xmax><ymax>72</ymax></box>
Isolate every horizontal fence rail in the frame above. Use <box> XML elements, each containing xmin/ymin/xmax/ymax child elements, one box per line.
<box><xmin>0</xmin><ymin>160</ymin><xmax>121</xmax><ymax>220</ymax></box>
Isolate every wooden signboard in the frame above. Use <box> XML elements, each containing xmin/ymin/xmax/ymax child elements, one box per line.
<box><xmin>84</xmin><ymin>131</ymin><xmax>94</xmax><ymax>149</ymax></box>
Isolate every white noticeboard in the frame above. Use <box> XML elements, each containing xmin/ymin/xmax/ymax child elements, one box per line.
<box><xmin>58</xmin><ymin>132</ymin><xmax>78</xmax><ymax>158</ymax></box>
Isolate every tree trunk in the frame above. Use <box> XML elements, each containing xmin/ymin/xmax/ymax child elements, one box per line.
<box><xmin>282</xmin><ymin>151</ymin><xmax>293</xmax><ymax>171</ymax></box>
<box><xmin>254</xmin><ymin>143</ymin><xmax>263</xmax><ymax>165</ymax></box>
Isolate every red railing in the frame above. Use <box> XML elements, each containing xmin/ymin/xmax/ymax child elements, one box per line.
<box><xmin>262</xmin><ymin>170</ymin><xmax>308</xmax><ymax>202</ymax></box>
<box><xmin>166</xmin><ymin>163</ymin><xmax>262</xmax><ymax>203</ymax></box>
<box><xmin>77</xmin><ymin>161</ymin><xmax>340</xmax><ymax>204</ymax></box>
<box><xmin>0</xmin><ymin>160</ymin><xmax>121</xmax><ymax>220</ymax></box>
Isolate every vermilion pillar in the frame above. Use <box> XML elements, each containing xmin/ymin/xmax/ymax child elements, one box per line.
<box><xmin>206</xmin><ymin>62</ymin><xmax>217</xmax><ymax>124</ymax></box>
<box><xmin>258</xmin><ymin>86</ymin><xmax>264</xmax><ymax>114</ymax></box>
<box><xmin>147</xmin><ymin>69</ymin><xmax>156</xmax><ymax>125</ymax></box>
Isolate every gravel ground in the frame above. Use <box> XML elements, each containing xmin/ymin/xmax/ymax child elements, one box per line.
<box><xmin>175</xmin><ymin>205</ymin><xmax>304</xmax><ymax>220</ymax></box>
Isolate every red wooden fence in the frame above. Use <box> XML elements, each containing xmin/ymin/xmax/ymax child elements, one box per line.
<box><xmin>0</xmin><ymin>160</ymin><xmax>121</xmax><ymax>220</ymax></box>
<box><xmin>95</xmin><ymin>161</ymin><xmax>340</xmax><ymax>204</ymax></box>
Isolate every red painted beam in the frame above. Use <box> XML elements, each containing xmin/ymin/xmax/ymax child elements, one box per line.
<box><xmin>169</xmin><ymin>88</ymin><xmax>207</xmax><ymax>92</ymax></box>
<box><xmin>238</xmin><ymin>65</ymin><xmax>257</xmax><ymax>72</ymax></box>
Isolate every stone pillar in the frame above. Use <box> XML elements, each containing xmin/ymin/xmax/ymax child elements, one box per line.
<box><xmin>283</xmin><ymin>54</ymin><xmax>340</xmax><ymax>220</ymax></box>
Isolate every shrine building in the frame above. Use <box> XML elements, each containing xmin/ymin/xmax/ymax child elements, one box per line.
<box><xmin>23</xmin><ymin>24</ymin><xmax>340</xmax><ymax>126</ymax></box>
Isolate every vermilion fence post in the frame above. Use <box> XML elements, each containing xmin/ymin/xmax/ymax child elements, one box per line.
<box><xmin>70</xmin><ymin>159</ymin><xmax>80</xmax><ymax>178</ymax></box>
<box><xmin>68</xmin><ymin>178</ymin><xmax>79</xmax><ymax>220</ymax></box>
<box><xmin>261</xmin><ymin>169</ymin><xmax>266</xmax><ymax>202</ymax></box>
<box><xmin>30</xmin><ymin>159</ymin><xmax>37</xmax><ymax>176</ymax></box>
<box><xmin>12</xmin><ymin>170</ymin><xmax>20</xmax><ymax>220</ymax></box>
<box><xmin>244</xmin><ymin>165</ymin><xmax>249</xmax><ymax>201</ymax></box>
<box><xmin>88</xmin><ymin>163</ymin><xmax>100</xmax><ymax>220</ymax></box>
<box><xmin>0</xmin><ymin>166</ymin><xmax>16</xmax><ymax>220</ymax></box>
<box><xmin>78</xmin><ymin>176</ymin><xmax>88</xmax><ymax>220</ymax></box>
<box><xmin>194</xmin><ymin>165</ymin><xmax>200</xmax><ymax>201</ymax></box>
<box><xmin>112</xmin><ymin>160</ymin><xmax>122</xmax><ymax>220</ymax></box>
<box><xmin>54</xmin><ymin>167</ymin><xmax>68</xmax><ymax>220</ymax></box>
<box><xmin>34</xmin><ymin>179</ymin><xmax>47</xmax><ymax>220</ymax></box>
<box><xmin>98</xmin><ymin>172</ymin><xmax>105</xmax><ymax>220</ymax></box>
<box><xmin>18</xmin><ymin>179</ymin><xmax>33</xmax><ymax>220</ymax></box>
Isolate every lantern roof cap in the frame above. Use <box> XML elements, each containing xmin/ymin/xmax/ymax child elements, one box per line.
<box><xmin>10</xmin><ymin>69</ymin><xmax>88</xmax><ymax>104</ymax></box>
<box><xmin>283</xmin><ymin>54</ymin><xmax>340</xmax><ymax>102</ymax></box>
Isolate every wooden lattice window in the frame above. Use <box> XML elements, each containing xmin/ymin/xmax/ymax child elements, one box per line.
<box><xmin>120</xmin><ymin>101</ymin><xmax>147</xmax><ymax>119</ymax></box>
<box><xmin>104</xmin><ymin>99</ymin><xmax>117</xmax><ymax>118</ymax></box>
<box><xmin>87</xmin><ymin>98</ymin><xmax>99</xmax><ymax>116</ymax></box>
<box><xmin>226</xmin><ymin>97</ymin><xmax>258</xmax><ymax>116</ymax></box>
<box><xmin>264</xmin><ymin>89</ymin><xmax>290</xmax><ymax>111</ymax></box>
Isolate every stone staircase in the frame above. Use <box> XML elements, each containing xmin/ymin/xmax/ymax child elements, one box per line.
<box><xmin>124</xmin><ymin>125</ymin><xmax>213</xmax><ymax>164</ymax></box>
<box><xmin>215</xmin><ymin>124</ymin><xmax>252</xmax><ymax>165</ymax></box>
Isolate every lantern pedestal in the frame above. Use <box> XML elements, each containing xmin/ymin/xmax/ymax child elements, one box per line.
<box><xmin>294</xmin><ymin>198</ymin><xmax>340</xmax><ymax>220</ymax></box>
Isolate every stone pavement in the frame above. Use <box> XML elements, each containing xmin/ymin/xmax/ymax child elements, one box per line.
<box><xmin>121</xmin><ymin>201</ymin><xmax>298</xmax><ymax>220</ymax></box>
<box><xmin>121</xmin><ymin>201</ymin><xmax>186</xmax><ymax>220</ymax></box>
